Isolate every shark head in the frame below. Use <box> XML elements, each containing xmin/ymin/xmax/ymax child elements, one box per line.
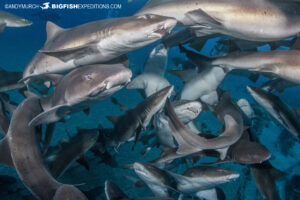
<box><xmin>3</xmin><ymin>12</ymin><xmax>32</xmax><ymax>27</ymax></box>
<box><xmin>133</xmin><ymin>162</ymin><xmax>166</xmax><ymax>185</ymax></box>
<box><xmin>63</xmin><ymin>64</ymin><xmax>132</xmax><ymax>104</ymax></box>
<box><xmin>112</xmin><ymin>14</ymin><xmax>176</xmax><ymax>50</ymax></box>
<box><xmin>173</xmin><ymin>100</ymin><xmax>202</xmax><ymax>124</ymax></box>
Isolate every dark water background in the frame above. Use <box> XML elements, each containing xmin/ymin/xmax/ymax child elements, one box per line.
<box><xmin>0</xmin><ymin>0</ymin><xmax>300</xmax><ymax>199</ymax></box>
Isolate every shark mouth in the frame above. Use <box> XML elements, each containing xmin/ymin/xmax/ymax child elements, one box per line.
<box><xmin>150</xmin><ymin>24</ymin><xmax>172</xmax><ymax>38</ymax></box>
<box><xmin>186</xmin><ymin>106</ymin><xmax>201</xmax><ymax>116</ymax></box>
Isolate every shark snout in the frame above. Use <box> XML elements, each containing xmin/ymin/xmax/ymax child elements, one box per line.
<box><xmin>9</xmin><ymin>18</ymin><xmax>33</xmax><ymax>27</ymax></box>
<box><xmin>150</xmin><ymin>17</ymin><xmax>177</xmax><ymax>39</ymax></box>
<box><xmin>226</xmin><ymin>172</ymin><xmax>240</xmax><ymax>181</ymax></box>
<box><xmin>133</xmin><ymin>162</ymin><xmax>149</xmax><ymax>177</ymax></box>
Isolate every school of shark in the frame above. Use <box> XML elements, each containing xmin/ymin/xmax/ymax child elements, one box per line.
<box><xmin>0</xmin><ymin>0</ymin><xmax>300</xmax><ymax>199</ymax></box>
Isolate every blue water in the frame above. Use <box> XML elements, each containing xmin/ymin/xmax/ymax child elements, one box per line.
<box><xmin>1</xmin><ymin>1</ymin><xmax>300</xmax><ymax>199</ymax></box>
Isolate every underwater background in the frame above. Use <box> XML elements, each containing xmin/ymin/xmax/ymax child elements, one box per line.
<box><xmin>0</xmin><ymin>0</ymin><xmax>300</xmax><ymax>199</ymax></box>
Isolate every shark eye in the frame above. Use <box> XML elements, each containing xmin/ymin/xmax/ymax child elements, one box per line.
<box><xmin>84</xmin><ymin>74</ymin><xmax>92</xmax><ymax>80</ymax></box>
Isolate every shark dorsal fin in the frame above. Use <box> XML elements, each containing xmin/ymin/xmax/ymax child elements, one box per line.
<box><xmin>46</xmin><ymin>21</ymin><xmax>64</xmax><ymax>43</ymax></box>
<box><xmin>106</xmin><ymin>115</ymin><xmax>120</xmax><ymax>125</ymax></box>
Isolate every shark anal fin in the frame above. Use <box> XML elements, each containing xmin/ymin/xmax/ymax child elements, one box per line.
<box><xmin>29</xmin><ymin>105</ymin><xmax>69</xmax><ymax>127</ymax></box>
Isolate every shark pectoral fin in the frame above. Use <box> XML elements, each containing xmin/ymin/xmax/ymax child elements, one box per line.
<box><xmin>185</xmin><ymin>8</ymin><xmax>222</xmax><ymax>30</ymax></box>
<box><xmin>76</xmin><ymin>155</ymin><xmax>90</xmax><ymax>171</ymax></box>
<box><xmin>132</xmin><ymin>120</ymin><xmax>144</xmax><ymax>150</ymax></box>
<box><xmin>253</xmin><ymin>64</ymin><xmax>276</xmax><ymax>73</ymax></box>
<box><xmin>0</xmin><ymin>23</ymin><xmax>6</xmax><ymax>34</ymax></box>
<box><xmin>165</xmin><ymin>170</ymin><xmax>190</xmax><ymax>185</ymax></box>
<box><xmin>201</xmin><ymin>90</ymin><xmax>218</xmax><ymax>105</ymax></box>
<box><xmin>40</xmin><ymin>44</ymin><xmax>98</xmax><ymax>62</ymax></box>
<box><xmin>29</xmin><ymin>105</ymin><xmax>69</xmax><ymax>127</ymax></box>
<box><xmin>195</xmin><ymin>188</ymin><xmax>218</xmax><ymax>200</ymax></box>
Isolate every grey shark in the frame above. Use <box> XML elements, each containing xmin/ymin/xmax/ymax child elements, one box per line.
<box><xmin>136</xmin><ymin>0</ymin><xmax>300</xmax><ymax>41</ymax></box>
<box><xmin>251</xmin><ymin>161</ymin><xmax>284</xmax><ymax>200</ymax></box>
<box><xmin>7</xmin><ymin>97</ymin><xmax>87</xmax><ymax>199</ymax></box>
<box><xmin>166</xmin><ymin>166</ymin><xmax>239</xmax><ymax>195</ymax></box>
<box><xmin>127</xmin><ymin>44</ymin><xmax>170</xmax><ymax>98</ymax></box>
<box><xmin>0</xmin><ymin>11</ymin><xmax>32</xmax><ymax>34</ymax></box>
<box><xmin>247</xmin><ymin>86</ymin><xmax>300</xmax><ymax>140</ymax></box>
<box><xmin>127</xmin><ymin>73</ymin><xmax>171</xmax><ymax>98</ymax></box>
<box><xmin>106</xmin><ymin>85</ymin><xmax>173</xmax><ymax>147</ymax></box>
<box><xmin>44</xmin><ymin>128</ymin><xmax>99</xmax><ymax>178</ymax></box>
<box><xmin>204</xmin><ymin>130</ymin><xmax>271</xmax><ymax>165</ymax></box>
<box><xmin>177</xmin><ymin>46</ymin><xmax>226</xmax><ymax>105</ymax></box>
<box><xmin>154</xmin><ymin>100</ymin><xmax>202</xmax><ymax>148</ymax></box>
<box><xmin>29</xmin><ymin>64</ymin><xmax>132</xmax><ymax>127</ymax></box>
<box><xmin>0</xmin><ymin>127</ymin><xmax>97</xmax><ymax>178</ymax></box>
<box><xmin>105</xmin><ymin>180</ymin><xmax>173</xmax><ymax>200</ymax></box>
<box><xmin>212</xmin><ymin>50</ymin><xmax>300</xmax><ymax>84</ymax></box>
<box><xmin>179</xmin><ymin>66</ymin><xmax>226</xmax><ymax>105</ymax></box>
<box><xmin>165</xmin><ymin>92</ymin><xmax>243</xmax><ymax>155</ymax></box>
<box><xmin>143</xmin><ymin>43</ymin><xmax>169</xmax><ymax>76</ymax></box>
<box><xmin>23</xmin><ymin>15</ymin><xmax>176</xmax><ymax>81</ymax></box>
<box><xmin>133</xmin><ymin>162</ymin><xmax>174</xmax><ymax>197</ymax></box>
